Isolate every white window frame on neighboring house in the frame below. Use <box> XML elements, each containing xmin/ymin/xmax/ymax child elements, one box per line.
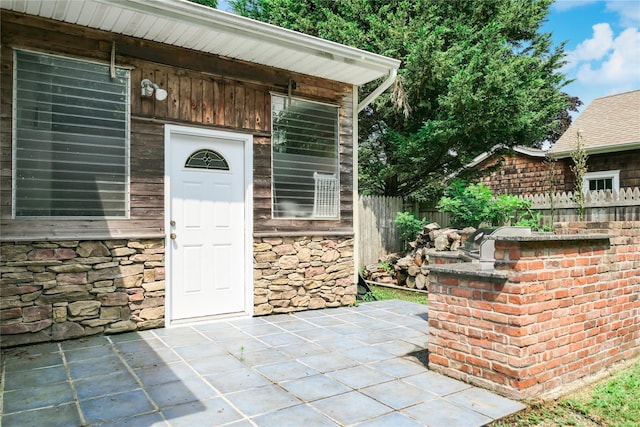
<box><xmin>582</xmin><ymin>170</ymin><xmax>620</xmax><ymax>193</ymax></box>
<box><xmin>12</xmin><ymin>49</ymin><xmax>130</xmax><ymax>218</ymax></box>
<box><xmin>270</xmin><ymin>93</ymin><xmax>340</xmax><ymax>220</ymax></box>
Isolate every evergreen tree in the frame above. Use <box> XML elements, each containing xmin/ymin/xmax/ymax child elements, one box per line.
<box><xmin>232</xmin><ymin>0</ymin><xmax>573</xmax><ymax>201</ymax></box>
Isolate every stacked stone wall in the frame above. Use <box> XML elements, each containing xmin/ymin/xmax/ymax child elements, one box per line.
<box><xmin>1</xmin><ymin>239</ymin><xmax>165</xmax><ymax>347</ymax></box>
<box><xmin>253</xmin><ymin>235</ymin><xmax>355</xmax><ymax>315</ymax></box>
<box><xmin>428</xmin><ymin>221</ymin><xmax>640</xmax><ymax>400</ymax></box>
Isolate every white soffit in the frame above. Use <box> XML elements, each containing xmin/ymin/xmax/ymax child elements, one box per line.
<box><xmin>2</xmin><ymin>0</ymin><xmax>400</xmax><ymax>86</ymax></box>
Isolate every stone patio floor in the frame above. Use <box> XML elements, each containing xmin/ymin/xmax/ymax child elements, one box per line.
<box><xmin>0</xmin><ymin>300</ymin><xmax>525</xmax><ymax>426</ymax></box>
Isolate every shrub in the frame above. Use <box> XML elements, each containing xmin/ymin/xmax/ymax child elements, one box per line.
<box><xmin>437</xmin><ymin>179</ymin><xmax>544</xmax><ymax>230</ymax></box>
<box><xmin>395</xmin><ymin>211</ymin><xmax>427</xmax><ymax>249</ymax></box>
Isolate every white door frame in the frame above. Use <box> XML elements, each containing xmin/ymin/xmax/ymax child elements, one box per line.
<box><xmin>164</xmin><ymin>125</ymin><xmax>253</xmax><ymax>327</ymax></box>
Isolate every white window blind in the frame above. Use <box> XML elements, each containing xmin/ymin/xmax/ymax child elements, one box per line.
<box><xmin>14</xmin><ymin>50</ymin><xmax>130</xmax><ymax>217</ymax></box>
<box><xmin>271</xmin><ymin>95</ymin><xmax>339</xmax><ymax>219</ymax></box>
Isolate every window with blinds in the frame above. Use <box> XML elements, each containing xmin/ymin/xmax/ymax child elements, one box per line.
<box><xmin>271</xmin><ymin>95</ymin><xmax>339</xmax><ymax>219</ymax></box>
<box><xmin>13</xmin><ymin>50</ymin><xmax>130</xmax><ymax>218</ymax></box>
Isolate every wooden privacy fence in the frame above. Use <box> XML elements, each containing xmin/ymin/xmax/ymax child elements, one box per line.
<box><xmin>519</xmin><ymin>187</ymin><xmax>640</xmax><ymax>222</ymax></box>
<box><xmin>357</xmin><ymin>196</ymin><xmax>403</xmax><ymax>268</ymax></box>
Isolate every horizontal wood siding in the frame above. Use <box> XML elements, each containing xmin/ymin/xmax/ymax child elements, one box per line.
<box><xmin>0</xmin><ymin>11</ymin><xmax>354</xmax><ymax>240</ymax></box>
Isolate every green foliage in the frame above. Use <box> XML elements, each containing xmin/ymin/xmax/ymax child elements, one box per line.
<box><xmin>377</xmin><ymin>261</ymin><xmax>394</xmax><ymax>275</ymax></box>
<box><xmin>394</xmin><ymin>211</ymin><xmax>427</xmax><ymax>248</ymax></box>
<box><xmin>367</xmin><ymin>285</ymin><xmax>428</xmax><ymax>305</ymax></box>
<box><xmin>188</xmin><ymin>0</ymin><xmax>218</xmax><ymax>8</ymax></box>
<box><xmin>437</xmin><ymin>180</ymin><xmax>542</xmax><ymax>229</ymax></box>
<box><xmin>570</xmin><ymin>130</ymin><xmax>588</xmax><ymax>221</ymax></box>
<box><xmin>231</xmin><ymin>0</ymin><xmax>572</xmax><ymax>201</ymax></box>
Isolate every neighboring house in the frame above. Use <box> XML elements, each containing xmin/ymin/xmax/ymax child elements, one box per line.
<box><xmin>470</xmin><ymin>90</ymin><xmax>640</xmax><ymax>197</ymax></box>
<box><xmin>548</xmin><ymin>89</ymin><xmax>640</xmax><ymax>193</ymax></box>
<box><xmin>0</xmin><ymin>0</ymin><xmax>399</xmax><ymax>346</ymax></box>
<box><xmin>468</xmin><ymin>146</ymin><xmax>562</xmax><ymax>196</ymax></box>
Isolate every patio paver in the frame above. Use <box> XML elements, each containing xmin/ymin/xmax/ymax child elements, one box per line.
<box><xmin>0</xmin><ymin>300</ymin><xmax>525</xmax><ymax>426</ymax></box>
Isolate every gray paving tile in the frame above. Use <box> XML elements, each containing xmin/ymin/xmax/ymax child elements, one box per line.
<box><xmin>2</xmin><ymin>382</ymin><xmax>75</xmax><ymax>414</ymax></box>
<box><xmin>1</xmin><ymin>402</ymin><xmax>82</xmax><ymax>427</ymax></box>
<box><xmin>315</xmin><ymin>335</ymin><xmax>366</xmax><ymax>352</ymax></box>
<box><xmin>278</xmin><ymin>341</ymin><xmax>328</xmax><ymax>359</ymax></box>
<box><xmin>259</xmin><ymin>331</ymin><xmax>309</xmax><ymax>347</ymax></box>
<box><xmin>266</xmin><ymin>318</ymin><xmax>316</xmax><ymax>331</ymax></box>
<box><xmin>351</xmin><ymin>330</ymin><xmax>394</xmax><ymax>345</ymax></box>
<box><xmin>68</xmin><ymin>353</ymin><xmax>127</xmax><ymax>378</ymax></box>
<box><xmin>108</xmin><ymin>330</ymin><xmax>158</xmax><ymax>343</ymax></box>
<box><xmin>2</xmin><ymin>351</ymin><xmax>63</xmax><ymax>371</ymax></box>
<box><xmin>311</xmin><ymin>391</ymin><xmax>392</xmax><ymax>425</ymax></box>
<box><xmin>379</xmin><ymin>325</ymin><xmax>425</xmax><ymax>340</ymax></box>
<box><xmin>298</xmin><ymin>352</ymin><xmax>359</xmax><ymax>373</ymax></box>
<box><xmin>372</xmin><ymin>339</ymin><xmax>425</xmax><ymax>356</ymax></box>
<box><xmin>3</xmin><ymin>365</ymin><xmax>68</xmax><ymax>390</ymax></box>
<box><xmin>251</xmin><ymin>403</ymin><xmax>339</xmax><ymax>427</ymax></box>
<box><xmin>79</xmin><ymin>389</ymin><xmax>156</xmax><ymax>425</ymax></box>
<box><xmin>199</xmin><ymin>326</ymin><xmax>251</xmax><ymax>342</ymax></box>
<box><xmin>256</xmin><ymin>360</ymin><xmax>318</xmax><ymax>382</ymax></box>
<box><xmin>74</xmin><ymin>370</ymin><xmax>140</xmax><ymax>400</ymax></box>
<box><xmin>354</xmin><ymin>412</ymin><xmax>426</xmax><ymax>427</ymax></box>
<box><xmin>134</xmin><ymin>361</ymin><xmax>197</xmax><ymax>386</ymax></box>
<box><xmin>369</xmin><ymin>357</ymin><xmax>426</xmax><ymax>378</ymax></box>
<box><xmin>98</xmin><ymin>411</ymin><xmax>167</xmax><ymax>427</ymax></box>
<box><xmin>446</xmin><ymin>387</ymin><xmax>526</xmax><ymax>419</ymax></box>
<box><xmin>403</xmin><ymin>371</ymin><xmax>471</xmax><ymax>396</ymax></box>
<box><xmin>340</xmin><ymin>345</ymin><xmax>395</xmax><ymax>363</ymax></box>
<box><xmin>3</xmin><ymin>341</ymin><xmax>60</xmax><ymax>356</ymax></box>
<box><xmin>146</xmin><ymin>377</ymin><xmax>217</xmax><ymax>409</ymax></box>
<box><xmin>233</xmin><ymin>322</ymin><xmax>283</xmax><ymax>336</ymax></box>
<box><xmin>361</xmin><ymin>379</ymin><xmax>434</xmax><ymax>409</ymax></box>
<box><xmin>280</xmin><ymin>374</ymin><xmax>351</xmax><ymax>402</ymax></box>
<box><xmin>225</xmin><ymin>384</ymin><xmax>302</xmax><ymax>417</ymax></box>
<box><xmin>204</xmin><ymin>367</ymin><xmax>272</xmax><ymax>393</ymax></box>
<box><xmin>220</xmin><ymin>336</ymin><xmax>269</xmax><ymax>354</ymax></box>
<box><xmin>64</xmin><ymin>343</ymin><xmax>115</xmax><ymax>362</ymax></box>
<box><xmin>403</xmin><ymin>398</ymin><xmax>492</xmax><ymax>427</ymax></box>
<box><xmin>120</xmin><ymin>347</ymin><xmax>181</xmax><ymax>370</ymax></box>
<box><xmin>325</xmin><ymin>323</ymin><xmax>368</xmax><ymax>335</ymax></box>
<box><xmin>326</xmin><ymin>365</ymin><xmax>395</xmax><ymax>389</ymax></box>
<box><xmin>237</xmin><ymin>346</ymin><xmax>291</xmax><ymax>366</ymax></box>
<box><xmin>171</xmin><ymin>342</ymin><xmax>227</xmax><ymax>360</ymax></box>
<box><xmin>157</xmin><ymin>330</ymin><xmax>210</xmax><ymax>348</ymax></box>
<box><xmin>59</xmin><ymin>335</ymin><xmax>109</xmax><ymax>350</ymax></box>
<box><xmin>293</xmin><ymin>327</ymin><xmax>340</xmax><ymax>342</ymax></box>
<box><xmin>162</xmin><ymin>397</ymin><xmax>242</xmax><ymax>427</ymax></box>
<box><xmin>113</xmin><ymin>337</ymin><xmax>168</xmax><ymax>353</ymax></box>
<box><xmin>189</xmin><ymin>354</ymin><xmax>245</xmax><ymax>375</ymax></box>
<box><xmin>304</xmin><ymin>315</ymin><xmax>350</xmax><ymax>327</ymax></box>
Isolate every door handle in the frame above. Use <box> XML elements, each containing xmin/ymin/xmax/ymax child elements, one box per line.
<box><xmin>169</xmin><ymin>233</ymin><xmax>177</xmax><ymax>240</ymax></box>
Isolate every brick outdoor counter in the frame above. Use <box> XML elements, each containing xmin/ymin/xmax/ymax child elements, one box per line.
<box><xmin>427</xmin><ymin>221</ymin><xmax>640</xmax><ymax>400</ymax></box>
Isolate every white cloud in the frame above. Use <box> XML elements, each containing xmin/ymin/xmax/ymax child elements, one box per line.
<box><xmin>570</xmin><ymin>23</ymin><xmax>614</xmax><ymax>62</ymax></box>
<box><xmin>605</xmin><ymin>0</ymin><xmax>640</xmax><ymax>27</ymax></box>
<box><xmin>575</xmin><ymin>27</ymin><xmax>640</xmax><ymax>84</ymax></box>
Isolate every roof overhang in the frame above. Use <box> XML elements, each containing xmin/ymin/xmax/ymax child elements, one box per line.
<box><xmin>549</xmin><ymin>141</ymin><xmax>640</xmax><ymax>159</ymax></box>
<box><xmin>1</xmin><ymin>0</ymin><xmax>400</xmax><ymax>86</ymax></box>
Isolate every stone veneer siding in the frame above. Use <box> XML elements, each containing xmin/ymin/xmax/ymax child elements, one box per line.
<box><xmin>253</xmin><ymin>235</ymin><xmax>356</xmax><ymax>315</ymax></box>
<box><xmin>428</xmin><ymin>222</ymin><xmax>640</xmax><ymax>400</ymax></box>
<box><xmin>1</xmin><ymin>239</ymin><xmax>165</xmax><ymax>348</ymax></box>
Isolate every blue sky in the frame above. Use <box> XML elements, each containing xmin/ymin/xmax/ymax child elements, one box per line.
<box><xmin>218</xmin><ymin>0</ymin><xmax>639</xmax><ymax>114</ymax></box>
<box><xmin>545</xmin><ymin>0</ymin><xmax>640</xmax><ymax>112</ymax></box>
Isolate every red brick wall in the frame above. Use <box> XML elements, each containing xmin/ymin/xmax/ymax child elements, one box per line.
<box><xmin>428</xmin><ymin>222</ymin><xmax>640</xmax><ymax>399</ymax></box>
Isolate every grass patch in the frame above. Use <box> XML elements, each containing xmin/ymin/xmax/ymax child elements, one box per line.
<box><xmin>491</xmin><ymin>360</ymin><xmax>640</xmax><ymax>427</ymax></box>
<box><xmin>363</xmin><ymin>284</ymin><xmax>428</xmax><ymax>305</ymax></box>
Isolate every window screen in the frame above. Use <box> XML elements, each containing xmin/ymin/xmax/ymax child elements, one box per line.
<box><xmin>14</xmin><ymin>50</ymin><xmax>130</xmax><ymax>217</ymax></box>
<box><xmin>271</xmin><ymin>95</ymin><xmax>339</xmax><ymax>219</ymax></box>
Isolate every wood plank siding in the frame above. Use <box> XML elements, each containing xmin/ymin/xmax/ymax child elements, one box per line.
<box><xmin>0</xmin><ymin>11</ymin><xmax>354</xmax><ymax>240</ymax></box>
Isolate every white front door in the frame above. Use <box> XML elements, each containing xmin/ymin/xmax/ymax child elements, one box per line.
<box><xmin>166</xmin><ymin>126</ymin><xmax>251</xmax><ymax>323</ymax></box>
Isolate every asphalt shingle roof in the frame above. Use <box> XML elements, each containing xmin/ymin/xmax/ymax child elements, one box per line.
<box><xmin>550</xmin><ymin>89</ymin><xmax>640</xmax><ymax>157</ymax></box>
